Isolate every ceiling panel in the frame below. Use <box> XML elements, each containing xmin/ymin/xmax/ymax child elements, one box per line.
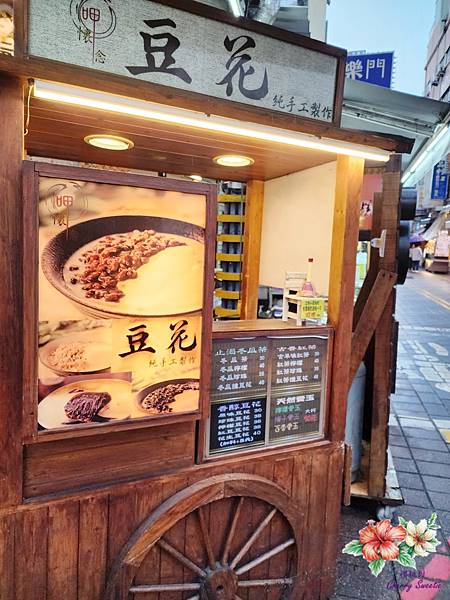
<box><xmin>26</xmin><ymin>98</ymin><xmax>336</xmax><ymax>182</ymax></box>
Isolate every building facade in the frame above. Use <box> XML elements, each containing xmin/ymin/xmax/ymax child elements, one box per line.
<box><xmin>198</xmin><ymin>1</ymin><xmax>330</xmax><ymax>42</ymax></box>
<box><xmin>425</xmin><ymin>0</ymin><xmax>450</xmax><ymax>101</ymax></box>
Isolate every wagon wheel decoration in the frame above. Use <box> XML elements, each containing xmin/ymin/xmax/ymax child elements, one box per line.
<box><xmin>106</xmin><ymin>474</ymin><xmax>300</xmax><ymax>600</ymax></box>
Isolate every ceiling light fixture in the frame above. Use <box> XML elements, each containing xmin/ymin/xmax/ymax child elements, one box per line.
<box><xmin>189</xmin><ymin>175</ymin><xmax>203</xmax><ymax>182</ymax></box>
<box><xmin>213</xmin><ymin>155</ymin><xmax>254</xmax><ymax>167</ymax></box>
<box><xmin>33</xmin><ymin>81</ymin><xmax>391</xmax><ymax>163</ymax></box>
<box><xmin>84</xmin><ymin>134</ymin><xmax>134</xmax><ymax>150</ymax></box>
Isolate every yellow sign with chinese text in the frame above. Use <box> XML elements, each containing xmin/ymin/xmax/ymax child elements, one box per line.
<box><xmin>300</xmin><ymin>298</ymin><xmax>325</xmax><ymax>320</ymax></box>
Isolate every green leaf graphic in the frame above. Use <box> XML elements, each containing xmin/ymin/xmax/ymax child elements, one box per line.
<box><xmin>427</xmin><ymin>513</ymin><xmax>440</xmax><ymax>529</ymax></box>
<box><xmin>368</xmin><ymin>559</ymin><xmax>386</xmax><ymax>577</ymax></box>
<box><xmin>397</xmin><ymin>552</ymin><xmax>416</xmax><ymax>569</ymax></box>
<box><xmin>428</xmin><ymin>513</ymin><xmax>437</xmax><ymax>526</ymax></box>
<box><xmin>342</xmin><ymin>540</ymin><xmax>364</xmax><ymax>556</ymax></box>
<box><xmin>397</xmin><ymin>516</ymin><xmax>408</xmax><ymax>527</ymax></box>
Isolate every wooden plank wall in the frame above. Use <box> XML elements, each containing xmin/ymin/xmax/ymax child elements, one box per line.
<box><xmin>24</xmin><ymin>422</ymin><xmax>196</xmax><ymax>498</ymax></box>
<box><xmin>0</xmin><ymin>443</ymin><xmax>344</xmax><ymax>600</ymax></box>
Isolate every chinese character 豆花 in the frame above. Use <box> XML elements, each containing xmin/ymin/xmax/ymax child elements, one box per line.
<box><xmin>126</xmin><ymin>19</ymin><xmax>192</xmax><ymax>83</ymax></box>
<box><xmin>217</xmin><ymin>35</ymin><xmax>269</xmax><ymax>100</ymax></box>
<box><xmin>168</xmin><ymin>319</ymin><xmax>197</xmax><ymax>353</ymax></box>
<box><xmin>119</xmin><ymin>324</ymin><xmax>156</xmax><ymax>357</ymax></box>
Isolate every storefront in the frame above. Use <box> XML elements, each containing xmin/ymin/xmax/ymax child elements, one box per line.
<box><xmin>0</xmin><ymin>1</ymin><xmax>412</xmax><ymax>598</ymax></box>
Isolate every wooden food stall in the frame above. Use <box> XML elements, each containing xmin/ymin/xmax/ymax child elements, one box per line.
<box><xmin>0</xmin><ymin>1</ymin><xmax>412</xmax><ymax>598</ymax></box>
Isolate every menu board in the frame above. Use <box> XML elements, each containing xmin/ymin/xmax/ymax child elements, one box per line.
<box><xmin>209</xmin><ymin>398</ymin><xmax>266</xmax><ymax>453</ymax></box>
<box><xmin>270</xmin><ymin>390</ymin><xmax>321</xmax><ymax>442</ymax></box>
<box><xmin>37</xmin><ymin>173</ymin><xmax>208</xmax><ymax>432</ymax></box>
<box><xmin>211</xmin><ymin>340</ymin><xmax>269</xmax><ymax>399</ymax></box>
<box><xmin>208</xmin><ymin>333</ymin><xmax>328</xmax><ymax>456</ymax></box>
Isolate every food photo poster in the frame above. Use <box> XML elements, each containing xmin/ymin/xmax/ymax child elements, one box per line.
<box><xmin>37</xmin><ymin>176</ymin><xmax>206</xmax><ymax>431</ymax></box>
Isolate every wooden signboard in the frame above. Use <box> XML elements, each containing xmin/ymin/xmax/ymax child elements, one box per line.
<box><xmin>206</xmin><ymin>328</ymin><xmax>331</xmax><ymax>457</ymax></box>
<box><xmin>27</xmin><ymin>0</ymin><xmax>345</xmax><ymax>125</ymax></box>
<box><xmin>24</xmin><ymin>162</ymin><xmax>216</xmax><ymax>440</ymax></box>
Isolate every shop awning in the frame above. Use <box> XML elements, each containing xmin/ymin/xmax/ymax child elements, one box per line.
<box><xmin>342</xmin><ymin>78</ymin><xmax>450</xmax><ymax>170</ymax></box>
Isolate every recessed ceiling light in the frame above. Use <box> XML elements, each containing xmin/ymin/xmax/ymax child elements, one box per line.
<box><xmin>189</xmin><ymin>175</ymin><xmax>203</xmax><ymax>182</ymax></box>
<box><xmin>34</xmin><ymin>81</ymin><xmax>392</xmax><ymax>162</ymax></box>
<box><xmin>213</xmin><ymin>154</ymin><xmax>254</xmax><ymax>167</ymax></box>
<box><xmin>84</xmin><ymin>134</ymin><xmax>134</xmax><ymax>150</ymax></box>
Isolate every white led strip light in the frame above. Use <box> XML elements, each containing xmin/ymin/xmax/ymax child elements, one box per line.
<box><xmin>33</xmin><ymin>80</ymin><xmax>391</xmax><ymax>163</ymax></box>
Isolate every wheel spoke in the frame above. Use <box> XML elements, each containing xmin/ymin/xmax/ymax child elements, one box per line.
<box><xmin>235</xmin><ymin>538</ymin><xmax>295</xmax><ymax>576</ymax></box>
<box><xmin>158</xmin><ymin>538</ymin><xmax>206</xmax><ymax>577</ymax></box>
<box><xmin>222</xmin><ymin>496</ymin><xmax>244</xmax><ymax>565</ymax></box>
<box><xmin>130</xmin><ymin>583</ymin><xmax>201</xmax><ymax>593</ymax></box>
<box><xmin>197</xmin><ymin>506</ymin><xmax>216</xmax><ymax>569</ymax></box>
<box><xmin>238</xmin><ymin>578</ymin><xmax>294</xmax><ymax>588</ymax></box>
<box><xmin>230</xmin><ymin>507</ymin><xmax>277</xmax><ymax>569</ymax></box>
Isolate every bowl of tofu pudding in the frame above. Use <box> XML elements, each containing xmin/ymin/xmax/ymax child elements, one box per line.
<box><xmin>41</xmin><ymin>215</ymin><xmax>205</xmax><ymax>319</ymax></box>
<box><xmin>135</xmin><ymin>378</ymin><xmax>200</xmax><ymax>416</ymax></box>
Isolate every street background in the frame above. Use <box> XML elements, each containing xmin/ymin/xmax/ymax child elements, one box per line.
<box><xmin>334</xmin><ymin>271</ymin><xmax>450</xmax><ymax>600</ymax></box>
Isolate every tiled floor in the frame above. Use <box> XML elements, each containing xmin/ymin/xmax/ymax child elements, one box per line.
<box><xmin>333</xmin><ymin>271</ymin><xmax>450</xmax><ymax>600</ymax></box>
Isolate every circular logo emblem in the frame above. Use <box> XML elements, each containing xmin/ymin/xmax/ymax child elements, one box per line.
<box><xmin>70</xmin><ymin>0</ymin><xmax>117</xmax><ymax>42</ymax></box>
<box><xmin>45</xmin><ymin>181</ymin><xmax>89</xmax><ymax>222</ymax></box>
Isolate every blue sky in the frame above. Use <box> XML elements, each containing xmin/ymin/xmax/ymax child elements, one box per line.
<box><xmin>327</xmin><ymin>0</ymin><xmax>435</xmax><ymax>97</ymax></box>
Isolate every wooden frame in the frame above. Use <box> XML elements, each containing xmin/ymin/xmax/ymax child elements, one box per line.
<box><xmin>351</xmin><ymin>156</ymin><xmax>402</xmax><ymax>500</ymax></box>
<box><xmin>0</xmin><ymin>74</ymin><xmax>24</xmax><ymax>507</ymax></box>
<box><xmin>22</xmin><ymin>161</ymin><xmax>217</xmax><ymax>443</ymax></box>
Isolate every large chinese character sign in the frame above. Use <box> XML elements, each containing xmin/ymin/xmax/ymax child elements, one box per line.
<box><xmin>37</xmin><ymin>174</ymin><xmax>208</xmax><ymax>431</ymax></box>
<box><xmin>28</xmin><ymin>0</ymin><xmax>340</xmax><ymax>123</ymax></box>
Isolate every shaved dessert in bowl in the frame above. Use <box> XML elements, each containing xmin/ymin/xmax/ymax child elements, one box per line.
<box><xmin>137</xmin><ymin>379</ymin><xmax>200</xmax><ymax>415</ymax></box>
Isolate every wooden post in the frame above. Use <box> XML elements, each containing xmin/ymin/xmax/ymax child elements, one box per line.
<box><xmin>0</xmin><ymin>74</ymin><xmax>24</xmax><ymax>506</ymax></box>
<box><xmin>327</xmin><ymin>156</ymin><xmax>365</xmax><ymax>442</ymax></box>
<box><xmin>240</xmin><ymin>180</ymin><xmax>264</xmax><ymax>320</ymax></box>
<box><xmin>368</xmin><ymin>154</ymin><xmax>401</xmax><ymax>497</ymax></box>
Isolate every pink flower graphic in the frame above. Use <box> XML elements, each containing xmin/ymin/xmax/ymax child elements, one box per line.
<box><xmin>359</xmin><ymin>519</ymin><xmax>406</xmax><ymax>562</ymax></box>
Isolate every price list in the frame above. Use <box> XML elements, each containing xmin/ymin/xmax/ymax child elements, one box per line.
<box><xmin>269</xmin><ymin>390</ymin><xmax>321</xmax><ymax>442</ymax></box>
<box><xmin>271</xmin><ymin>337</ymin><xmax>328</xmax><ymax>390</ymax></box>
<box><xmin>209</xmin><ymin>398</ymin><xmax>266</xmax><ymax>454</ymax></box>
<box><xmin>208</xmin><ymin>333</ymin><xmax>329</xmax><ymax>456</ymax></box>
<box><xmin>211</xmin><ymin>339</ymin><xmax>269</xmax><ymax>399</ymax></box>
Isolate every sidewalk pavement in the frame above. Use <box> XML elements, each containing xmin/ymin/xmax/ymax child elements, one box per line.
<box><xmin>333</xmin><ymin>271</ymin><xmax>450</xmax><ymax>600</ymax></box>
